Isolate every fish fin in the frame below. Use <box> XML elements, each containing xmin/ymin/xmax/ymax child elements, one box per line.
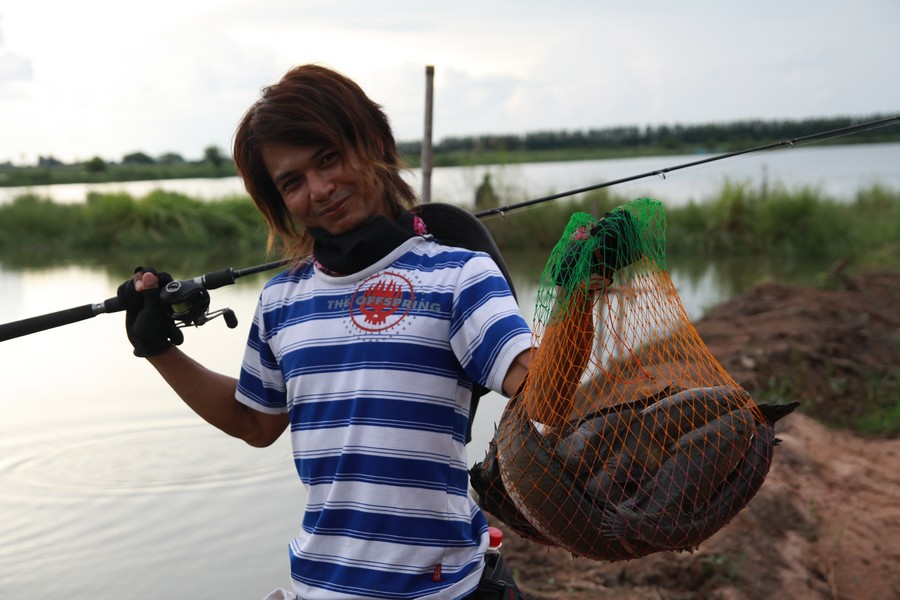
<box><xmin>646</xmin><ymin>384</ymin><xmax>683</xmax><ymax>403</ymax></box>
<box><xmin>601</xmin><ymin>503</ymin><xmax>636</xmax><ymax>541</ymax></box>
<box><xmin>577</xmin><ymin>386</ymin><xmax>679</xmax><ymax>424</ymax></box>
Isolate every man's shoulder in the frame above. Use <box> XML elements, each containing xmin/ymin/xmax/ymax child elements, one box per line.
<box><xmin>410</xmin><ymin>237</ymin><xmax>492</xmax><ymax>264</ymax></box>
<box><xmin>264</xmin><ymin>259</ymin><xmax>314</xmax><ymax>286</ymax></box>
<box><xmin>257</xmin><ymin>261</ymin><xmax>316</xmax><ymax>303</ymax></box>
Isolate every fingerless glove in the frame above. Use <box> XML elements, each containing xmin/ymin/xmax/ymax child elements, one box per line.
<box><xmin>117</xmin><ymin>267</ymin><xmax>184</xmax><ymax>357</ymax></box>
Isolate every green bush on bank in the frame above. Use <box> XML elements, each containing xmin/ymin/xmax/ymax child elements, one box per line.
<box><xmin>664</xmin><ymin>181</ymin><xmax>899</xmax><ymax>267</ymax></box>
<box><xmin>1</xmin><ymin>182</ymin><xmax>897</xmax><ymax>271</ymax></box>
<box><xmin>0</xmin><ymin>190</ymin><xmax>268</xmax><ymax>265</ymax></box>
<box><xmin>482</xmin><ymin>182</ymin><xmax>899</xmax><ymax>270</ymax></box>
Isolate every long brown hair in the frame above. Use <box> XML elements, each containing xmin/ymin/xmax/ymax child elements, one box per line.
<box><xmin>233</xmin><ymin>64</ymin><xmax>417</xmax><ymax>260</ymax></box>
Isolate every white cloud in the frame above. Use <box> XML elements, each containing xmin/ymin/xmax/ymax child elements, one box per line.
<box><xmin>0</xmin><ymin>51</ymin><xmax>31</xmax><ymax>82</ymax></box>
<box><xmin>0</xmin><ymin>16</ymin><xmax>32</xmax><ymax>84</ymax></box>
<box><xmin>0</xmin><ymin>0</ymin><xmax>898</xmax><ymax>164</ymax></box>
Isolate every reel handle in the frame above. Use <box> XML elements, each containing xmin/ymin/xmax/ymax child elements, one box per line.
<box><xmin>162</xmin><ymin>279</ymin><xmax>237</xmax><ymax>329</ymax></box>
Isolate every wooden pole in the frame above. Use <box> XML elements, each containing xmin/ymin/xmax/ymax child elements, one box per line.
<box><xmin>421</xmin><ymin>65</ymin><xmax>434</xmax><ymax>203</ymax></box>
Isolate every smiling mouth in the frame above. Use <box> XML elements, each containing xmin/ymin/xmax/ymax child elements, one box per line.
<box><xmin>319</xmin><ymin>189</ymin><xmax>352</xmax><ymax>218</ymax></box>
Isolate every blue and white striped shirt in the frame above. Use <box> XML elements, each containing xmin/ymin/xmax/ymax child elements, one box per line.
<box><xmin>236</xmin><ymin>237</ymin><xmax>532</xmax><ymax>599</ymax></box>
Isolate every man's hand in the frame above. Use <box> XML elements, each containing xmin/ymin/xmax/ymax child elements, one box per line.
<box><xmin>555</xmin><ymin>210</ymin><xmax>640</xmax><ymax>287</ymax></box>
<box><xmin>117</xmin><ymin>267</ymin><xmax>184</xmax><ymax>357</ymax></box>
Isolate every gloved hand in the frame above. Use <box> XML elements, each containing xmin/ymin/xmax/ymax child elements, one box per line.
<box><xmin>117</xmin><ymin>266</ymin><xmax>184</xmax><ymax>357</ymax></box>
<box><xmin>555</xmin><ymin>210</ymin><xmax>640</xmax><ymax>287</ymax></box>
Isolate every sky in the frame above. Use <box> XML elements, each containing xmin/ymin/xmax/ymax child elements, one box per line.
<box><xmin>0</xmin><ymin>0</ymin><xmax>898</xmax><ymax>165</ymax></box>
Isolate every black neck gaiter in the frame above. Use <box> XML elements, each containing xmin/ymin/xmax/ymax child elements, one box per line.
<box><xmin>308</xmin><ymin>210</ymin><xmax>417</xmax><ymax>275</ymax></box>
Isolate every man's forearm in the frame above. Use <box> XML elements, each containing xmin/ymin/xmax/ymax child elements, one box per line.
<box><xmin>147</xmin><ymin>347</ymin><xmax>287</xmax><ymax>446</ymax></box>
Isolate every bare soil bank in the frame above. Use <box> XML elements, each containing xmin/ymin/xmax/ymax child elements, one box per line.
<box><xmin>494</xmin><ymin>270</ymin><xmax>900</xmax><ymax>600</ymax></box>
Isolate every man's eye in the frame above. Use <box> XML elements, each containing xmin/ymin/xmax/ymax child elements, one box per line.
<box><xmin>321</xmin><ymin>151</ymin><xmax>339</xmax><ymax>166</ymax></box>
<box><xmin>281</xmin><ymin>177</ymin><xmax>301</xmax><ymax>193</ymax></box>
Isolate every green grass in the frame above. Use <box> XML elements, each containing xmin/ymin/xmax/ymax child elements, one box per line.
<box><xmin>483</xmin><ymin>182</ymin><xmax>900</xmax><ymax>269</ymax></box>
<box><xmin>0</xmin><ymin>190</ymin><xmax>269</xmax><ymax>269</ymax></box>
<box><xmin>661</xmin><ymin>181</ymin><xmax>900</xmax><ymax>266</ymax></box>
<box><xmin>754</xmin><ymin>361</ymin><xmax>899</xmax><ymax>439</ymax></box>
<box><xmin>851</xmin><ymin>374</ymin><xmax>900</xmax><ymax>437</ymax></box>
<box><xmin>2</xmin><ymin>181</ymin><xmax>897</xmax><ymax>270</ymax></box>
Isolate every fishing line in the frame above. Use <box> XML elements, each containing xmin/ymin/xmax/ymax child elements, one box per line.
<box><xmin>2</xmin><ymin>115</ymin><xmax>896</xmax><ymax>342</ymax></box>
<box><xmin>472</xmin><ymin>114</ymin><xmax>900</xmax><ymax>219</ymax></box>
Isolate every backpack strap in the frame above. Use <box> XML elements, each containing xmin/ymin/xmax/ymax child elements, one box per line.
<box><xmin>414</xmin><ymin>203</ymin><xmax>518</xmax><ymax>444</ymax></box>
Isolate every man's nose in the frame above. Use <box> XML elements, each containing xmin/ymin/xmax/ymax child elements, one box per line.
<box><xmin>307</xmin><ymin>170</ymin><xmax>335</xmax><ymax>201</ymax></box>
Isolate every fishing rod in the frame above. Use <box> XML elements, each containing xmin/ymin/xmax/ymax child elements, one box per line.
<box><xmin>3</xmin><ymin>114</ymin><xmax>897</xmax><ymax>342</ymax></box>
<box><xmin>0</xmin><ymin>259</ymin><xmax>289</xmax><ymax>342</ymax></box>
<box><xmin>473</xmin><ymin>114</ymin><xmax>900</xmax><ymax>219</ymax></box>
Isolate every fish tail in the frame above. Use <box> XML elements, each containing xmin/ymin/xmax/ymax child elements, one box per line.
<box><xmin>757</xmin><ymin>401</ymin><xmax>801</xmax><ymax>424</ymax></box>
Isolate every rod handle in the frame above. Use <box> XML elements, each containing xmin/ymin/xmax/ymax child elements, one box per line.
<box><xmin>0</xmin><ymin>296</ymin><xmax>123</xmax><ymax>342</ymax></box>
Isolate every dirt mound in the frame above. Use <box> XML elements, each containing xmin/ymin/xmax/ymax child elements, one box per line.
<box><xmin>699</xmin><ymin>269</ymin><xmax>899</xmax><ymax>434</ymax></box>
<box><xmin>496</xmin><ymin>270</ymin><xmax>900</xmax><ymax>600</ymax></box>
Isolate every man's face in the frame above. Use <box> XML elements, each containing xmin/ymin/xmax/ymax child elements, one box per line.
<box><xmin>262</xmin><ymin>141</ymin><xmax>390</xmax><ymax>235</ymax></box>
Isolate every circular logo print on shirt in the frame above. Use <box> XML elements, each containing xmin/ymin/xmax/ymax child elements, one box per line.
<box><xmin>349</xmin><ymin>271</ymin><xmax>415</xmax><ymax>332</ymax></box>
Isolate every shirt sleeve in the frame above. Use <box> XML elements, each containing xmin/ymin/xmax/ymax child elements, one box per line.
<box><xmin>450</xmin><ymin>252</ymin><xmax>533</xmax><ymax>395</ymax></box>
<box><xmin>235</xmin><ymin>294</ymin><xmax>288</xmax><ymax>414</ymax></box>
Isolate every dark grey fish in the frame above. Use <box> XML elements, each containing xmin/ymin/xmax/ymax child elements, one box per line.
<box><xmin>631</xmin><ymin>407</ymin><xmax>755</xmax><ymax>516</ymax></box>
<box><xmin>553</xmin><ymin>409</ymin><xmax>634</xmax><ymax>477</ymax></box>
<box><xmin>577</xmin><ymin>402</ymin><xmax>753</xmax><ymax>510</ymax></box>
<box><xmin>589</xmin><ymin>385</ymin><xmax>751</xmax><ymax>502</ymax></box>
<box><xmin>604</xmin><ymin>420</ymin><xmax>773</xmax><ymax>550</ymax></box>
<box><xmin>470</xmin><ymin>436</ymin><xmax>555</xmax><ymax>545</ymax></box>
<box><xmin>757</xmin><ymin>401</ymin><xmax>801</xmax><ymax>427</ymax></box>
<box><xmin>639</xmin><ymin>385</ymin><xmax>750</xmax><ymax>440</ymax></box>
<box><xmin>494</xmin><ymin>395</ymin><xmax>657</xmax><ymax>560</ymax></box>
<box><xmin>553</xmin><ymin>386</ymin><xmax>677</xmax><ymax>474</ymax></box>
<box><xmin>602</xmin><ymin>402</ymin><xmax>799</xmax><ymax>551</ymax></box>
<box><xmin>554</xmin><ymin>386</ymin><xmax>681</xmax><ymax>503</ymax></box>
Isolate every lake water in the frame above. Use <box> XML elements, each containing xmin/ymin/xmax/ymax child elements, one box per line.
<box><xmin>1</xmin><ymin>142</ymin><xmax>898</xmax><ymax>598</ymax></box>
<box><xmin>3</xmin><ymin>143</ymin><xmax>900</xmax><ymax>208</ymax></box>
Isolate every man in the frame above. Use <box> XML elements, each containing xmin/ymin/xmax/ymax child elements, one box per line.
<box><xmin>120</xmin><ymin>64</ymin><xmax>532</xmax><ymax>599</ymax></box>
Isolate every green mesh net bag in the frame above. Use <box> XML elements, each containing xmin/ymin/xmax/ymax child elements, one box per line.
<box><xmin>471</xmin><ymin>197</ymin><xmax>797</xmax><ymax>560</ymax></box>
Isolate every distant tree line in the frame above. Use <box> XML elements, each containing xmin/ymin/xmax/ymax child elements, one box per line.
<box><xmin>4</xmin><ymin>145</ymin><xmax>228</xmax><ymax>171</ymax></box>
<box><xmin>0</xmin><ymin>145</ymin><xmax>234</xmax><ymax>187</ymax></box>
<box><xmin>398</xmin><ymin>114</ymin><xmax>900</xmax><ymax>156</ymax></box>
<box><xmin>2</xmin><ymin>114</ymin><xmax>896</xmax><ymax>186</ymax></box>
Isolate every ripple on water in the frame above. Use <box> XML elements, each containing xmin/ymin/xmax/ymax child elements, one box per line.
<box><xmin>0</xmin><ymin>418</ymin><xmax>300</xmax><ymax>597</ymax></box>
<box><xmin>0</xmin><ymin>419</ymin><xmax>291</xmax><ymax>498</ymax></box>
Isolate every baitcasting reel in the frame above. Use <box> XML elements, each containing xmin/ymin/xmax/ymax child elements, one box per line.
<box><xmin>161</xmin><ymin>279</ymin><xmax>238</xmax><ymax>329</ymax></box>
<box><xmin>0</xmin><ymin>259</ymin><xmax>289</xmax><ymax>343</ymax></box>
